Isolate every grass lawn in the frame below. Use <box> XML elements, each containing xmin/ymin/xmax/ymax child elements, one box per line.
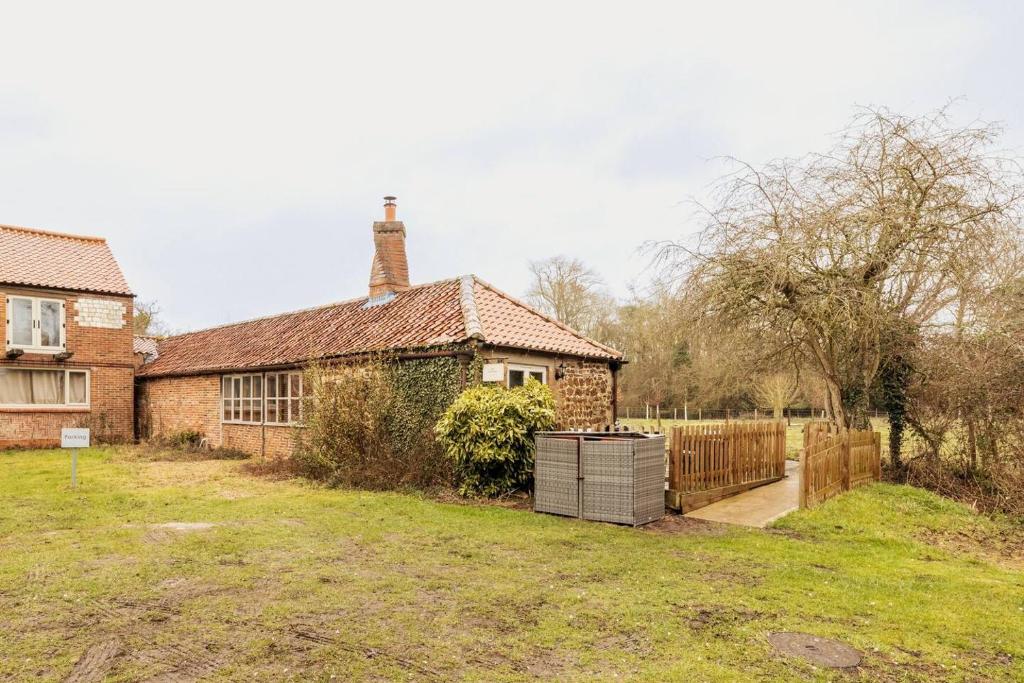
<box><xmin>1</xmin><ymin>448</ymin><xmax>1022</xmax><ymax>681</ymax></box>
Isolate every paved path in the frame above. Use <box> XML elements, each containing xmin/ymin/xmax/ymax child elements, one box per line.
<box><xmin>685</xmin><ymin>460</ymin><xmax>800</xmax><ymax>528</ymax></box>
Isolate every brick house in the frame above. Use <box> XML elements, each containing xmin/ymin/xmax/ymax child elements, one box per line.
<box><xmin>136</xmin><ymin>198</ymin><xmax>624</xmax><ymax>458</ymax></box>
<box><xmin>0</xmin><ymin>224</ymin><xmax>135</xmax><ymax>447</ymax></box>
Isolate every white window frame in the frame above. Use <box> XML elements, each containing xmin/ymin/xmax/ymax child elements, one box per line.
<box><xmin>265</xmin><ymin>371</ymin><xmax>303</xmax><ymax>425</ymax></box>
<box><xmin>221</xmin><ymin>373</ymin><xmax>264</xmax><ymax>425</ymax></box>
<box><xmin>507</xmin><ymin>363</ymin><xmax>547</xmax><ymax>388</ymax></box>
<box><xmin>0</xmin><ymin>368</ymin><xmax>89</xmax><ymax>408</ymax></box>
<box><xmin>6</xmin><ymin>295</ymin><xmax>66</xmax><ymax>354</ymax></box>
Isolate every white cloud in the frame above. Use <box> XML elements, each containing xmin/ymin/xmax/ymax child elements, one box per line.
<box><xmin>0</xmin><ymin>0</ymin><xmax>1020</xmax><ymax>330</ymax></box>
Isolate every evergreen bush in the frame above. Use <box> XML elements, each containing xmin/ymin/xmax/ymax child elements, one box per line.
<box><xmin>435</xmin><ymin>379</ymin><xmax>556</xmax><ymax>497</ymax></box>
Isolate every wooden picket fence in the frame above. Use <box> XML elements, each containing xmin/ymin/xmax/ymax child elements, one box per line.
<box><xmin>666</xmin><ymin>421</ymin><xmax>787</xmax><ymax>511</ymax></box>
<box><xmin>803</xmin><ymin>420</ymin><xmax>839</xmax><ymax>449</ymax></box>
<box><xmin>800</xmin><ymin>428</ymin><xmax>881</xmax><ymax>508</ymax></box>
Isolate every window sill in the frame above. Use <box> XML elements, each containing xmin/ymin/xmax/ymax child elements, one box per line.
<box><xmin>6</xmin><ymin>347</ymin><xmax>64</xmax><ymax>355</ymax></box>
<box><xmin>221</xmin><ymin>421</ymin><xmax>303</xmax><ymax>427</ymax></box>
<box><xmin>0</xmin><ymin>406</ymin><xmax>90</xmax><ymax>413</ymax></box>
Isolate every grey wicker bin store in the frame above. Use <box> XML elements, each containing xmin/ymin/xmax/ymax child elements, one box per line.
<box><xmin>534</xmin><ymin>431</ymin><xmax>665</xmax><ymax>526</ymax></box>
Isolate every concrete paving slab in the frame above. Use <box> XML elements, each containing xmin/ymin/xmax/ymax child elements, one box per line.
<box><xmin>685</xmin><ymin>460</ymin><xmax>800</xmax><ymax>528</ymax></box>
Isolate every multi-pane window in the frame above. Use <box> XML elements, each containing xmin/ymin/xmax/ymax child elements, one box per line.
<box><xmin>219</xmin><ymin>372</ymin><xmax>302</xmax><ymax>424</ymax></box>
<box><xmin>507</xmin><ymin>364</ymin><xmax>546</xmax><ymax>388</ymax></box>
<box><xmin>221</xmin><ymin>374</ymin><xmax>263</xmax><ymax>424</ymax></box>
<box><xmin>6</xmin><ymin>296</ymin><xmax>65</xmax><ymax>352</ymax></box>
<box><xmin>266</xmin><ymin>372</ymin><xmax>302</xmax><ymax>424</ymax></box>
<box><xmin>0</xmin><ymin>368</ymin><xmax>88</xmax><ymax>406</ymax></box>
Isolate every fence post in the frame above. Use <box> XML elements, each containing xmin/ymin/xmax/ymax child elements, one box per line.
<box><xmin>729</xmin><ymin>423</ymin><xmax>739</xmax><ymax>485</ymax></box>
<box><xmin>798</xmin><ymin>448</ymin><xmax>807</xmax><ymax>509</ymax></box>
<box><xmin>841</xmin><ymin>432</ymin><xmax>851</xmax><ymax>492</ymax></box>
<box><xmin>873</xmin><ymin>431</ymin><xmax>882</xmax><ymax>480</ymax></box>
<box><xmin>684</xmin><ymin>402</ymin><xmax>688</xmax><ymax>421</ymax></box>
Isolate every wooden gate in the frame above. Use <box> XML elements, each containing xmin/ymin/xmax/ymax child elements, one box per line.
<box><xmin>800</xmin><ymin>428</ymin><xmax>881</xmax><ymax>508</ymax></box>
<box><xmin>666</xmin><ymin>421</ymin><xmax>787</xmax><ymax>512</ymax></box>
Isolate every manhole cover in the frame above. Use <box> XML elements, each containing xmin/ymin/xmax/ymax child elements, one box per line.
<box><xmin>768</xmin><ymin>632</ymin><xmax>862</xmax><ymax>668</ymax></box>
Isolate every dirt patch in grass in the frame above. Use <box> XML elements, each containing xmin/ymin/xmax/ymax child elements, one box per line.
<box><xmin>918</xmin><ymin>525</ymin><xmax>1024</xmax><ymax>568</ymax></box>
<box><xmin>141</xmin><ymin>522</ymin><xmax>218</xmax><ymax>543</ymax></box>
<box><xmin>287</xmin><ymin>622</ymin><xmax>446</xmax><ymax>680</ymax></box>
<box><xmin>128</xmin><ymin>640</ymin><xmax>227</xmax><ymax>681</ymax></box>
<box><xmin>64</xmin><ymin>639</ymin><xmax>122</xmax><ymax>683</ymax></box>
<box><xmin>678</xmin><ymin>603</ymin><xmax>766</xmax><ymax>634</ymax></box>
<box><xmin>644</xmin><ymin>513</ymin><xmax>730</xmax><ymax>536</ymax></box>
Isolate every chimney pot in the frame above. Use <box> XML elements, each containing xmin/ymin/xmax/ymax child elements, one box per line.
<box><xmin>384</xmin><ymin>195</ymin><xmax>397</xmax><ymax>221</ymax></box>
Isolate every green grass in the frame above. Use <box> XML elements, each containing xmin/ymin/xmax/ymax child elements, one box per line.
<box><xmin>1</xmin><ymin>448</ymin><xmax>1022</xmax><ymax>681</ymax></box>
<box><xmin>620</xmin><ymin>418</ymin><xmax>892</xmax><ymax>459</ymax></box>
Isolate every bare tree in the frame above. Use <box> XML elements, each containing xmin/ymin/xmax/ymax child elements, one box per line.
<box><xmin>663</xmin><ymin>107</ymin><xmax>1024</xmax><ymax>431</ymax></box>
<box><xmin>753</xmin><ymin>372</ymin><xmax>800</xmax><ymax>418</ymax></box>
<box><xmin>133</xmin><ymin>299</ymin><xmax>169</xmax><ymax>336</ymax></box>
<box><xmin>526</xmin><ymin>256</ymin><xmax>614</xmax><ymax>337</ymax></box>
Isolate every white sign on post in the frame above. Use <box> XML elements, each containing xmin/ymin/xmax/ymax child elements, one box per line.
<box><xmin>482</xmin><ymin>362</ymin><xmax>505</xmax><ymax>383</ymax></box>
<box><xmin>61</xmin><ymin>428</ymin><xmax>89</xmax><ymax>489</ymax></box>
<box><xmin>61</xmin><ymin>428</ymin><xmax>90</xmax><ymax>449</ymax></box>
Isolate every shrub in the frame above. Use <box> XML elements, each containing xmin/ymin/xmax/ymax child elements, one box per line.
<box><xmin>165</xmin><ymin>429</ymin><xmax>203</xmax><ymax>449</ymax></box>
<box><xmin>435</xmin><ymin>379</ymin><xmax>556</xmax><ymax>497</ymax></box>
<box><xmin>293</xmin><ymin>360</ymin><xmax>454</xmax><ymax>490</ymax></box>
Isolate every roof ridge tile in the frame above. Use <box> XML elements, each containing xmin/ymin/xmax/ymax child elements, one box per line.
<box><xmin>459</xmin><ymin>274</ymin><xmax>484</xmax><ymax>340</ymax></box>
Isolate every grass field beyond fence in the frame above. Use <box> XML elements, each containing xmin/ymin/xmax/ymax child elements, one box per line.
<box><xmin>2</xmin><ymin>448</ymin><xmax>1022</xmax><ymax>681</ymax></box>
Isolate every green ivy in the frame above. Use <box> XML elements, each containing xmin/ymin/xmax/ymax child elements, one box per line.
<box><xmin>386</xmin><ymin>355</ymin><xmax>465</xmax><ymax>444</ymax></box>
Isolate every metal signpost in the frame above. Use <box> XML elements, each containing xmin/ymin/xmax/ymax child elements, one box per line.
<box><xmin>61</xmin><ymin>428</ymin><xmax>90</xmax><ymax>489</ymax></box>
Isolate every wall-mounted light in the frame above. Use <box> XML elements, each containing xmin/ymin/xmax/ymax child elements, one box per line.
<box><xmin>555</xmin><ymin>362</ymin><xmax>565</xmax><ymax>380</ymax></box>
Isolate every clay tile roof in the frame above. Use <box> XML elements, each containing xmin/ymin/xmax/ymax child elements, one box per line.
<box><xmin>133</xmin><ymin>335</ymin><xmax>160</xmax><ymax>360</ymax></box>
<box><xmin>0</xmin><ymin>224</ymin><xmax>132</xmax><ymax>296</ymax></box>
<box><xmin>137</xmin><ymin>275</ymin><xmax>621</xmax><ymax>378</ymax></box>
<box><xmin>469</xmin><ymin>277</ymin><xmax>622</xmax><ymax>360</ymax></box>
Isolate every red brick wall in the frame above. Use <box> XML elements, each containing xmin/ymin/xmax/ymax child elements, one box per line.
<box><xmin>222</xmin><ymin>423</ymin><xmax>296</xmax><ymax>458</ymax></box>
<box><xmin>0</xmin><ymin>287</ymin><xmax>134</xmax><ymax>447</ymax></box>
<box><xmin>138</xmin><ymin>374</ymin><xmax>296</xmax><ymax>458</ymax></box>
<box><xmin>136</xmin><ymin>375</ymin><xmax>221</xmax><ymax>444</ymax></box>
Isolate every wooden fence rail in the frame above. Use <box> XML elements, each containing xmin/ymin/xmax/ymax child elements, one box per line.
<box><xmin>800</xmin><ymin>428</ymin><xmax>881</xmax><ymax>508</ymax></box>
<box><xmin>666</xmin><ymin>421</ymin><xmax>787</xmax><ymax>512</ymax></box>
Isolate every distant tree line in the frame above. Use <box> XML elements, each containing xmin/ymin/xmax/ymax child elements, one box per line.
<box><xmin>528</xmin><ymin>107</ymin><xmax>1024</xmax><ymax>513</ymax></box>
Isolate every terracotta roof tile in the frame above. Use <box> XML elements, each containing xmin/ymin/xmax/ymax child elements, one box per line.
<box><xmin>0</xmin><ymin>224</ymin><xmax>132</xmax><ymax>296</ymax></box>
<box><xmin>138</xmin><ymin>275</ymin><xmax>621</xmax><ymax>378</ymax></box>
<box><xmin>133</xmin><ymin>335</ymin><xmax>160</xmax><ymax>360</ymax></box>
<box><xmin>470</xmin><ymin>278</ymin><xmax>621</xmax><ymax>360</ymax></box>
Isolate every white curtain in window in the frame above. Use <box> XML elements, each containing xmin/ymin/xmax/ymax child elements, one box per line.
<box><xmin>31</xmin><ymin>370</ymin><xmax>64</xmax><ymax>404</ymax></box>
<box><xmin>0</xmin><ymin>370</ymin><xmax>32</xmax><ymax>404</ymax></box>
<box><xmin>69</xmin><ymin>372</ymin><xmax>87</xmax><ymax>404</ymax></box>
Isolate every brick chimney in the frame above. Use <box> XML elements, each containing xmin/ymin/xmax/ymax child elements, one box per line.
<box><xmin>368</xmin><ymin>196</ymin><xmax>410</xmax><ymax>298</ymax></box>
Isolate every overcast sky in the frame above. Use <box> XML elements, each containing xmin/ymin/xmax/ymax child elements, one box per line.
<box><xmin>2</xmin><ymin>1</ymin><xmax>1022</xmax><ymax>332</ymax></box>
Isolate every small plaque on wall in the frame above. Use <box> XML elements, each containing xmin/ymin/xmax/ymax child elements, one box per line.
<box><xmin>482</xmin><ymin>362</ymin><xmax>505</xmax><ymax>383</ymax></box>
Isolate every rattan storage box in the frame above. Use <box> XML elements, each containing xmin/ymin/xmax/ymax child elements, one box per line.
<box><xmin>534</xmin><ymin>431</ymin><xmax>665</xmax><ymax>526</ymax></box>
